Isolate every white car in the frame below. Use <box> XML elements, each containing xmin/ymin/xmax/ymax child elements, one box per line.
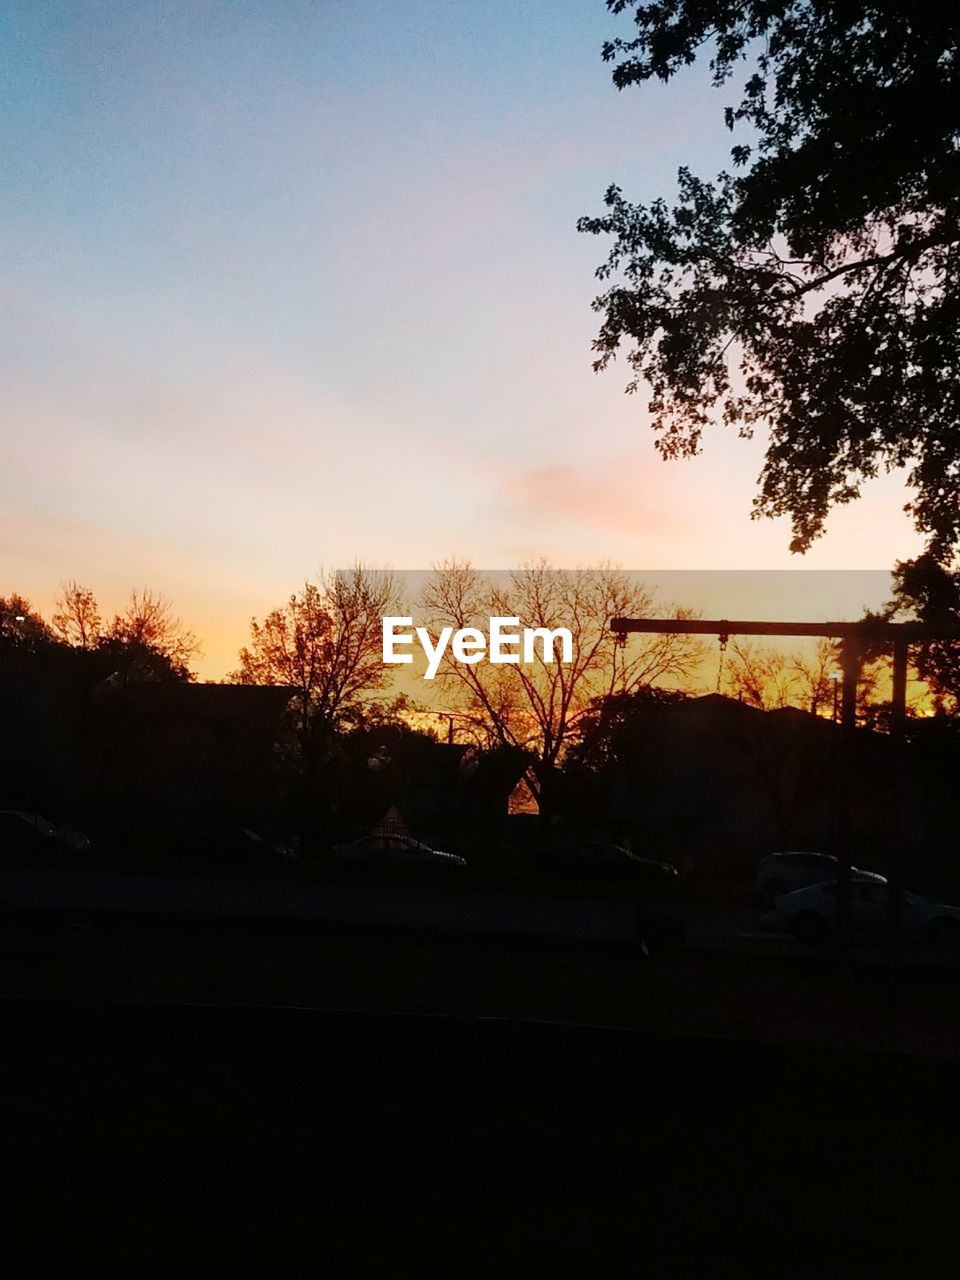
<box><xmin>331</xmin><ymin>834</ymin><xmax>467</xmax><ymax>868</ymax></box>
<box><xmin>756</xmin><ymin>851</ymin><xmax>885</xmax><ymax>900</ymax></box>
<box><xmin>760</xmin><ymin>878</ymin><xmax>960</xmax><ymax>948</ymax></box>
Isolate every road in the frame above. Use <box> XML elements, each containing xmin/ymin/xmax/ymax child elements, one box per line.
<box><xmin>2</xmin><ymin>867</ymin><xmax>957</xmax><ymax>965</ymax></box>
<box><xmin>678</xmin><ymin>901</ymin><xmax>960</xmax><ymax>965</ymax></box>
<box><xmin>0</xmin><ymin>867</ymin><xmax>645</xmax><ymax>940</ymax></box>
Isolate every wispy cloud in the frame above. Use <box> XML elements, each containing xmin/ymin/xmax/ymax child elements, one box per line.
<box><xmin>504</xmin><ymin>459</ymin><xmax>681</xmax><ymax>541</ymax></box>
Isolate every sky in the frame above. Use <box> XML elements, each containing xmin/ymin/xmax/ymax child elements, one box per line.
<box><xmin>1</xmin><ymin>1</ymin><xmax>925</xmax><ymax>678</ymax></box>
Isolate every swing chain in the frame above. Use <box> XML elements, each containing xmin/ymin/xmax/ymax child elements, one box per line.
<box><xmin>716</xmin><ymin>632</ymin><xmax>729</xmax><ymax>692</ymax></box>
<box><xmin>613</xmin><ymin>627</ymin><xmax>627</xmax><ymax>684</ymax></box>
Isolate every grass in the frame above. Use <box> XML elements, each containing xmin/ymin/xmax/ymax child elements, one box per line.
<box><xmin>3</xmin><ymin>913</ymin><xmax>960</xmax><ymax>1059</ymax></box>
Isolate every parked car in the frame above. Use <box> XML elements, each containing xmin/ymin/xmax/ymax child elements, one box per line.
<box><xmin>756</xmin><ymin>851</ymin><xmax>885</xmax><ymax>900</ymax></box>
<box><xmin>331</xmin><ymin>834</ymin><xmax>467</xmax><ymax>869</ymax></box>
<box><xmin>0</xmin><ymin>810</ymin><xmax>93</xmax><ymax>863</ymax></box>
<box><xmin>535</xmin><ymin>842</ymin><xmax>679</xmax><ymax>889</ymax></box>
<box><xmin>54</xmin><ymin>821</ymin><xmax>93</xmax><ymax>852</ymax></box>
<box><xmin>532</xmin><ymin>842</ymin><xmax>683</xmax><ymax>951</ymax></box>
<box><xmin>149</xmin><ymin>822</ymin><xmax>297</xmax><ymax>872</ymax></box>
<box><xmin>760</xmin><ymin>878</ymin><xmax>960</xmax><ymax>948</ymax></box>
<box><xmin>202</xmin><ymin>823</ymin><xmax>296</xmax><ymax>864</ymax></box>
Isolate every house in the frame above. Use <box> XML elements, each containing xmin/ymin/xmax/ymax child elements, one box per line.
<box><xmin>603</xmin><ymin>693</ymin><xmax>910</xmax><ymax>876</ymax></box>
<box><xmin>88</xmin><ymin>682</ymin><xmax>296</xmax><ymax>821</ymax></box>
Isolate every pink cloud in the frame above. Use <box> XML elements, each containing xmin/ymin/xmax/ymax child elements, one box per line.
<box><xmin>504</xmin><ymin>459</ymin><xmax>681</xmax><ymax>540</ymax></box>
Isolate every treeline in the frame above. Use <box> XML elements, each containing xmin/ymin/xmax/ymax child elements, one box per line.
<box><xmin>4</xmin><ymin>559</ymin><xmax>960</xmax><ymax>876</ymax></box>
<box><xmin>1</xmin><ymin>584</ymin><xmax>196</xmax><ymax>684</ymax></box>
<box><xmin>6</xmin><ymin>555</ymin><xmax>960</xmax><ymax>725</ymax></box>
<box><xmin>1</xmin><ymin>565</ymin><xmax>701</xmax><ymax>843</ymax></box>
<box><xmin>3</xmin><ymin>565</ymin><xmax>703</xmax><ymax>804</ymax></box>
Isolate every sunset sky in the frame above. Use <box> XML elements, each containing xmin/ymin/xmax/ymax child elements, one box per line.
<box><xmin>2</xmin><ymin>2</ymin><xmax>924</xmax><ymax>678</ymax></box>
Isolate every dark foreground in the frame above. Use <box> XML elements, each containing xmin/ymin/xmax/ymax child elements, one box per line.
<box><xmin>2</xmin><ymin>984</ymin><xmax>960</xmax><ymax>1271</ymax></box>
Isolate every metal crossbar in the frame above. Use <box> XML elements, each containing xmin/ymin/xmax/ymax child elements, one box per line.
<box><xmin>611</xmin><ymin>617</ymin><xmax>960</xmax><ymax>640</ymax></box>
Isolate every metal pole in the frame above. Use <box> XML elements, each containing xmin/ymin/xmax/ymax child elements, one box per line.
<box><xmin>829</xmin><ymin>679</ymin><xmax>840</xmax><ymax>889</ymax></box>
<box><xmin>834</xmin><ymin>637</ymin><xmax>862</xmax><ymax>965</ymax></box>
<box><xmin>885</xmin><ymin>640</ymin><xmax>909</xmax><ymax>979</ymax></box>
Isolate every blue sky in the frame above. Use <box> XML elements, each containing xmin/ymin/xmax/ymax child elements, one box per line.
<box><xmin>1</xmin><ymin>2</ymin><xmax>922</xmax><ymax>675</ymax></box>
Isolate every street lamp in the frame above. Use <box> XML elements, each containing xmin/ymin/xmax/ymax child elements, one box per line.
<box><xmin>0</xmin><ymin>609</ymin><xmax>25</xmax><ymax>641</ymax></box>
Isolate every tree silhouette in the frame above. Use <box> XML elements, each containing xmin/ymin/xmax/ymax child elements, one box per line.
<box><xmin>888</xmin><ymin>554</ymin><xmax>960</xmax><ymax>716</ymax></box>
<box><xmin>231</xmin><ymin>568</ymin><xmax>400</xmax><ymax>749</ymax></box>
<box><xmin>724</xmin><ymin>641</ymin><xmax>804</xmax><ymax>712</ymax></box>
<box><xmin>792</xmin><ymin>640</ymin><xmax>841</xmax><ymax>719</ymax></box>
<box><xmin>580</xmin><ymin>3</ymin><xmax>960</xmax><ymax>556</ymax></box>
<box><xmin>52</xmin><ymin>581</ymin><xmax>102</xmax><ymax>649</ymax></box>
<box><xmin>724</xmin><ymin>636</ymin><xmax>891</xmax><ymax>723</ymax></box>
<box><xmin>421</xmin><ymin>562</ymin><xmax>702</xmax><ymax>819</ymax></box>
<box><xmin>566</xmin><ymin>685</ymin><xmax>687</xmax><ymax>775</ymax></box>
<box><xmin>96</xmin><ymin>588</ymin><xmax>197</xmax><ymax>683</ymax></box>
<box><xmin>0</xmin><ymin>594</ymin><xmax>59</xmax><ymax>661</ymax></box>
<box><xmin>48</xmin><ymin>584</ymin><xmax>198</xmax><ymax>683</ymax></box>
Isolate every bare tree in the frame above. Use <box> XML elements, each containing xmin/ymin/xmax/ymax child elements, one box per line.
<box><xmin>726</xmin><ymin>635</ymin><xmax>914</xmax><ymax>732</ymax></box>
<box><xmin>421</xmin><ymin>562</ymin><xmax>702</xmax><ymax>817</ymax></box>
<box><xmin>724</xmin><ymin>641</ymin><xmax>802</xmax><ymax>711</ymax></box>
<box><xmin>231</xmin><ymin>567</ymin><xmax>401</xmax><ymax>745</ymax></box>
<box><xmin>52</xmin><ymin>581</ymin><xmax>102</xmax><ymax>649</ymax></box>
<box><xmin>792</xmin><ymin>639</ymin><xmax>839</xmax><ymax>717</ymax></box>
<box><xmin>107</xmin><ymin>588</ymin><xmax>198</xmax><ymax>676</ymax></box>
